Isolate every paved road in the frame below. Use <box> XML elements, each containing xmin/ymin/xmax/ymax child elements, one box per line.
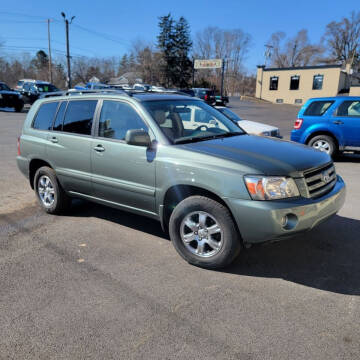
<box><xmin>1</xmin><ymin>101</ymin><xmax>359</xmax><ymax>359</ymax></box>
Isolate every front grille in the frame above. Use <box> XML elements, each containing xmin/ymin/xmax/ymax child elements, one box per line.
<box><xmin>303</xmin><ymin>162</ymin><xmax>336</xmax><ymax>198</ymax></box>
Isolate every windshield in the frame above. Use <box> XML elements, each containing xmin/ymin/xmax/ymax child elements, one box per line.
<box><xmin>218</xmin><ymin>107</ymin><xmax>242</xmax><ymax>122</ymax></box>
<box><xmin>35</xmin><ymin>84</ymin><xmax>58</xmax><ymax>92</ymax></box>
<box><xmin>143</xmin><ymin>99</ymin><xmax>244</xmax><ymax>144</ymax></box>
<box><xmin>0</xmin><ymin>83</ymin><xmax>11</xmax><ymax>91</ymax></box>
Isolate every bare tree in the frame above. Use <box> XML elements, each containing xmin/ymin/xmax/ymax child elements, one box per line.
<box><xmin>194</xmin><ymin>27</ymin><xmax>251</xmax><ymax>94</ymax></box>
<box><xmin>268</xmin><ymin>29</ymin><xmax>324</xmax><ymax>67</ymax></box>
<box><xmin>323</xmin><ymin>11</ymin><xmax>360</xmax><ymax>67</ymax></box>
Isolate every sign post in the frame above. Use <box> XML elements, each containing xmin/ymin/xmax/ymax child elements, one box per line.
<box><xmin>193</xmin><ymin>59</ymin><xmax>225</xmax><ymax>96</ymax></box>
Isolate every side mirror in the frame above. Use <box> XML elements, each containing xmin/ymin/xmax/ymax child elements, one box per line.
<box><xmin>125</xmin><ymin>129</ymin><xmax>151</xmax><ymax>147</ymax></box>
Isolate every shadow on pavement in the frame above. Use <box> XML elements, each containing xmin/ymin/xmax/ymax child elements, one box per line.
<box><xmin>225</xmin><ymin>215</ymin><xmax>360</xmax><ymax>295</ymax></box>
<box><xmin>69</xmin><ymin>199</ymin><xmax>359</xmax><ymax>295</ymax></box>
<box><xmin>68</xmin><ymin>199</ymin><xmax>168</xmax><ymax>240</ymax></box>
<box><xmin>335</xmin><ymin>153</ymin><xmax>360</xmax><ymax>163</ymax></box>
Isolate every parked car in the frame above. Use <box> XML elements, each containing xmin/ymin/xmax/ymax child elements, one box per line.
<box><xmin>15</xmin><ymin>79</ymin><xmax>36</xmax><ymax>91</ymax></box>
<box><xmin>19</xmin><ymin>81</ymin><xmax>60</xmax><ymax>104</ymax></box>
<box><xmin>0</xmin><ymin>82</ymin><xmax>24</xmax><ymax>112</ymax></box>
<box><xmin>17</xmin><ymin>92</ymin><xmax>345</xmax><ymax>269</ymax></box>
<box><xmin>193</xmin><ymin>88</ymin><xmax>228</xmax><ymax>106</ymax></box>
<box><xmin>179</xmin><ymin>88</ymin><xmax>195</xmax><ymax>97</ymax></box>
<box><xmin>133</xmin><ymin>83</ymin><xmax>151</xmax><ymax>91</ymax></box>
<box><xmin>74</xmin><ymin>82</ymin><xmax>110</xmax><ymax>90</ymax></box>
<box><xmin>215</xmin><ymin>106</ymin><xmax>281</xmax><ymax>138</ymax></box>
<box><xmin>291</xmin><ymin>96</ymin><xmax>360</xmax><ymax>156</ymax></box>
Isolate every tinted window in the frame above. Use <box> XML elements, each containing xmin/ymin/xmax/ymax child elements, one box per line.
<box><xmin>0</xmin><ymin>83</ymin><xmax>11</xmax><ymax>91</ymax></box>
<box><xmin>290</xmin><ymin>75</ymin><xmax>300</xmax><ymax>90</ymax></box>
<box><xmin>98</xmin><ymin>100</ymin><xmax>147</xmax><ymax>140</ymax></box>
<box><xmin>32</xmin><ymin>102</ymin><xmax>59</xmax><ymax>130</ymax></box>
<box><xmin>36</xmin><ymin>84</ymin><xmax>58</xmax><ymax>92</ymax></box>
<box><xmin>304</xmin><ymin>101</ymin><xmax>334</xmax><ymax>116</ymax></box>
<box><xmin>269</xmin><ymin>76</ymin><xmax>278</xmax><ymax>90</ymax></box>
<box><xmin>53</xmin><ymin>101</ymin><xmax>67</xmax><ymax>131</ymax></box>
<box><xmin>313</xmin><ymin>75</ymin><xmax>323</xmax><ymax>90</ymax></box>
<box><xmin>63</xmin><ymin>100</ymin><xmax>97</xmax><ymax>135</ymax></box>
<box><xmin>336</xmin><ymin>101</ymin><xmax>360</xmax><ymax>117</ymax></box>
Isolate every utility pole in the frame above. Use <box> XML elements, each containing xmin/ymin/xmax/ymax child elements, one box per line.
<box><xmin>47</xmin><ymin>19</ymin><xmax>53</xmax><ymax>83</ymax></box>
<box><xmin>61</xmin><ymin>12</ymin><xmax>75</xmax><ymax>89</ymax></box>
<box><xmin>220</xmin><ymin>58</ymin><xmax>225</xmax><ymax>98</ymax></box>
<box><xmin>192</xmin><ymin>58</ymin><xmax>195</xmax><ymax>87</ymax></box>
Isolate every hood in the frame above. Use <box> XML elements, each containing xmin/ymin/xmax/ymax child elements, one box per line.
<box><xmin>179</xmin><ymin>134</ymin><xmax>331</xmax><ymax>177</ymax></box>
<box><xmin>238</xmin><ymin>120</ymin><xmax>278</xmax><ymax>134</ymax></box>
<box><xmin>0</xmin><ymin>90</ymin><xmax>20</xmax><ymax>96</ymax></box>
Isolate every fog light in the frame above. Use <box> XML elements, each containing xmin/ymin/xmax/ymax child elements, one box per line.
<box><xmin>281</xmin><ymin>213</ymin><xmax>298</xmax><ymax>230</ymax></box>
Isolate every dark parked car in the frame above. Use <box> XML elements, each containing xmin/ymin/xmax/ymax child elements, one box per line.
<box><xmin>19</xmin><ymin>81</ymin><xmax>59</xmax><ymax>104</ymax></box>
<box><xmin>0</xmin><ymin>82</ymin><xmax>24</xmax><ymax>112</ymax></box>
<box><xmin>193</xmin><ymin>88</ymin><xmax>228</xmax><ymax>106</ymax></box>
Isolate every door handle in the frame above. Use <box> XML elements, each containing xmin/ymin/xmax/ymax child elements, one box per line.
<box><xmin>93</xmin><ymin>145</ymin><xmax>105</xmax><ymax>152</ymax></box>
<box><xmin>50</xmin><ymin>136</ymin><xmax>58</xmax><ymax>143</ymax></box>
<box><xmin>333</xmin><ymin>120</ymin><xmax>343</xmax><ymax>125</ymax></box>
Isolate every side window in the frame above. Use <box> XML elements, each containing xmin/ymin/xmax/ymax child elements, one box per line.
<box><xmin>23</xmin><ymin>83</ymin><xmax>30</xmax><ymax>91</ymax></box>
<box><xmin>313</xmin><ymin>75</ymin><xmax>323</xmax><ymax>90</ymax></box>
<box><xmin>32</xmin><ymin>102</ymin><xmax>59</xmax><ymax>130</ymax></box>
<box><xmin>336</xmin><ymin>101</ymin><xmax>360</xmax><ymax>117</ymax></box>
<box><xmin>63</xmin><ymin>100</ymin><xmax>97</xmax><ymax>135</ymax></box>
<box><xmin>98</xmin><ymin>100</ymin><xmax>148</xmax><ymax>140</ymax></box>
<box><xmin>304</xmin><ymin>101</ymin><xmax>334</xmax><ymax>116</ymax></box>
<box><xmin>269</xmin><ymin>76</ymin><xmax>278</xmax><ymax>90</ymax></box>
<box><xmin>290</xmin><ymin>75</ymin><xmax>300</xmax><ymax>90</ymax></box>
<box><xmin>53</xmin><ymin>101</ymin><xmax>67</xmax><ymax>131</ymax></box>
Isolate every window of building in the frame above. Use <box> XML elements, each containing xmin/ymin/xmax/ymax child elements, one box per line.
<box><xmin>98</xmin><ymin>100</ymin><xmax>148</xmax><ymax>140</ymax></box>
<box><xmin>336</xmin><ymin>101</ymin><xmax>360</xmax><ymax>117</ymax></box>
<box><xmin>53</xmin><ymin>101</ymin><xmax>67</xmax><ymax>131</ymax></box>
<box><xmin>63</xmin><ymin>100</ymin><xmax>97</xmax><ymax>135</ymax></box>
<box><xmin>312</xmin><ymin>75</ymin><xmax>324</xmax><ymax>90</ymax></box>
<box><xmin>269</xmin><ymin>76</ymin><xmax>278</xmax><ymax>90</ymax></box>
<box><xmin>32</xmin><ymin>102</ymin><xmax>59</xmax><ymax>130</ymax></box>
<box><xmin>304</xmin><ymin>101</ymin><xmax>334</xmax><ymax>116</ymax></box>
<box><xmin>290</xmin><ymin>75</ymin><xmax>300</xmax><ymax>90</ymax></box>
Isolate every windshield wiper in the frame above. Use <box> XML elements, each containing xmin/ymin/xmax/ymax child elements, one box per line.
<box><xmin>174</xmin><ymin>131</ymin><xmax>245</xmax><ymax>144</ymax></box>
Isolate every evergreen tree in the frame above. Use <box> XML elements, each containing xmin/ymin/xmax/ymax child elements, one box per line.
<box><xmin>118</xmin><ymin>54</ymin><xmax>129</xmax><ymax>75</ymax></box>
<box><xmin>157</xmin><ymin>14</ymin><xmax>192</xmax><ymax>87</ymax></box>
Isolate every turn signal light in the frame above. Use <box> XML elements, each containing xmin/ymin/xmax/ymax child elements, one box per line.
<box><xmin>294</xmin><ymin>118</ymin><xmax>303</xmax><ymax>129</ymax></box>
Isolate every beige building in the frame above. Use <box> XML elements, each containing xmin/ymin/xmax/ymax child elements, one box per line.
<box><xmin>255</xmin><ymin>64</ymin><xmax>351</xmax><ymax>105</ymax></box>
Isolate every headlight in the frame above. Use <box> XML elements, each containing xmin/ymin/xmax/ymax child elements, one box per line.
<box><xmin>244</xmin><ymin>176</ymin><xmax>300</xmax><ymax>200</ymax></box>
<box><xmin>261</xmin><ymin>131</ymin><xmax>271</xmax><ymax>136</ymax></box>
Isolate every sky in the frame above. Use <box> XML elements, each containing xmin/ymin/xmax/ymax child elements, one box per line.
<box><xmin>0</xmin><ymin>0</ymin><xmax>359</xmax><ymax>74</ymax></box>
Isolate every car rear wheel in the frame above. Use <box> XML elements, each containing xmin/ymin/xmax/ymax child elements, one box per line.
<box><xmin>34</xmin><ymin>166</ymin><xmax>70</xmax><ymax>214</ymax></box>
<box><xmin>308</xmin><ymin>135</ymin><xmax>337</xmax><ymax>157</ymax></box>
<box><xmin>169</xmin><ymin>196</ymin><xmax>241</xmax><ymax>269</ymax></box>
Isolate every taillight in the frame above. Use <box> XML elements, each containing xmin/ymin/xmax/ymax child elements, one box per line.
<box><xmin>17</xmin><ymin>136</ymin><xmax>21</xmax><ymax>156</ymax></box>
<box><xmin>294</xmin><ymin>118</ymin><xmax>303</xmax><ymax>130</ymax></box>
<box><xmin>204</xmin><ymin>94</ymin><xmax>208</xmax><ymax>101</ymax></box>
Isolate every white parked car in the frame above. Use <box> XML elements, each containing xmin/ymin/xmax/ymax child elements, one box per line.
<box><xmin>215</xmin><ymin>106</ymin><xmax>282</xmax><ymax>138</ymax></box>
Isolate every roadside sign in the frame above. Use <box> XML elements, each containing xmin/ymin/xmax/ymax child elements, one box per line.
<box><xmin>194</xmin><ymin>59</ymin><xmax>223</xmax><ymax>69</ymax></box>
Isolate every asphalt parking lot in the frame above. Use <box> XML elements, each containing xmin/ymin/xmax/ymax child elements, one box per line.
<box><xmin>1</xmin><ymin>99</ymin><xmax>359</xmax><ymax>359</ymax></box>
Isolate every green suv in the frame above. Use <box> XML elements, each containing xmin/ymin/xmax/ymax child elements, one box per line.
<box><xmin>17</xmin><ymin>92</ymin><xmax>346</xmax><ymax>269</ymax></box>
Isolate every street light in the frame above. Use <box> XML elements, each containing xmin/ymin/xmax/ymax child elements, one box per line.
<box><xmin>61</xmin><ymin>12</ymin><xmax>75</xmax><ymax>89</ymax></box>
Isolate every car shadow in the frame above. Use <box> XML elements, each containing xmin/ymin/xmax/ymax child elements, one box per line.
<box><xmin>68</xmin><ymin>199</ymin><xmax>168</xmax><ymax>240</ymax></box>
<box><xmin>68</xmin><ymin>200</ymin><xmax>359</xmax><ymax>295</ymax></box>
<box><xmin>224</xmin><ymin>215</ymin><xmax>360</xmax><ymax>295</ymax></box>
<box><xmin>335</xmin><ymin>153</ymin><xmax>360</xmax><ymax>163</ymax></box>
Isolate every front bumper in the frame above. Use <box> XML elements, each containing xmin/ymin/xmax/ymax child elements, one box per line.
<box><xmin>226</xmin><ymin>175</ymin><xmax>346</xmax><ymax>244</ymax></box>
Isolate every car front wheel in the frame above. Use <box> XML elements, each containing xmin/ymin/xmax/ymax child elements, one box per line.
<box><xmin>169</xmin><ymin>196</ymin><xmax>241</xmax><ymax>269</ymax></box>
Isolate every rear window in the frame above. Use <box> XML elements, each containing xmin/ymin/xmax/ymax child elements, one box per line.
<box><xmin>304</xmin><ymin>101</ymin><xmax>334</xmax><ymax>116</ymax></box>
<box><xmin>32</xmin><ymin>102</ymin><xmax>59</xmax><ymax>130</ymax></box>
<box><xmin>63</xmin><ymin>100</ymin><xmax>97</xmax><ymax>135</ymax></box>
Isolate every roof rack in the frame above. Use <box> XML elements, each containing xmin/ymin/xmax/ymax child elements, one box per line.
<box><xmin>40</xmin><ymin>89</ymin><xmax>193</xmax><ymax>99</ymax></box>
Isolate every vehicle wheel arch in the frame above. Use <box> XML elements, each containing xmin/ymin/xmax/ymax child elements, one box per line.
<box><xmin>161</xmin><ymin>184</ymin><xmax>242</xmax><ymax>240</ymax></box>
<box><xmin>305</xmin><ymin>131</ymin><xmax>339</xmax><ymax>149</ymax></box>
<box><xmin>29</xmin><ymin>158</ymin><xmax>53</xmax><ymax>189</ymax></box>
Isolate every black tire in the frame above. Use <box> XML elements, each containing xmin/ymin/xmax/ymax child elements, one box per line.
<box><xmin>14</xmin><ymin>101</ymin><xmax>24</xmax><ymax>113</ymax></box>
<box><xmin>169</xmin><ymin>196</ymin><xmax>241</xmax><ymax>269</ymax></box>
<box><xmin>34</xmin><ymin>166</ymin><xmax>71</xmax><ymax>214</ymax></box>
<box><xmin>308</xmin><ymin>135</ymin><xmax>337</xmax><ymax>157</ymax></box>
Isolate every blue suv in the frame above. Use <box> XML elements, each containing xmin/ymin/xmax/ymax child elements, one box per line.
<box><xmin>291</xmin><ymin>97</ymin><xmax>360</xmax><ymax>156</ymax></box>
